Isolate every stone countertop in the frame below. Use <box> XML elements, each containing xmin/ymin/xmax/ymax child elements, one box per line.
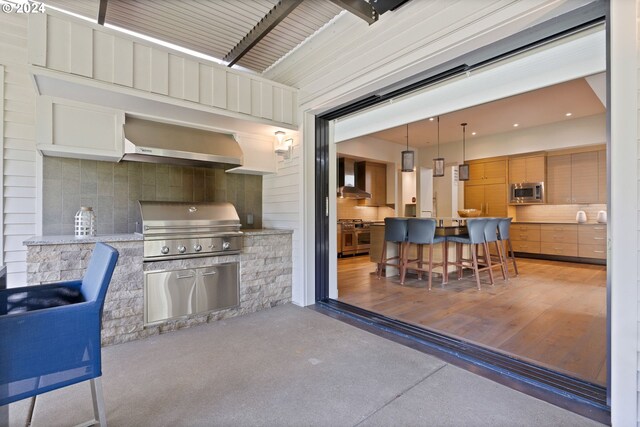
<box><xmin>512</xmin><ymin>221</ymin><xmax>607</xmax><ymax>225</ymax></box>
<box><xmin>23</xmin><ymin>229</ymin><xmax>292</xmax><ymax>246</ymax></box>
<box><xmin>24</xmin><ymin>233</ymin><xmax>144</xmax><ymax>246</ymax></box>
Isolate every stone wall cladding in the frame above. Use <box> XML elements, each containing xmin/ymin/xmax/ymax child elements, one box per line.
<box><xmin>25</xmin><ymin>230</ymin><xmax>292</xmax><ymax>346</ymax></box>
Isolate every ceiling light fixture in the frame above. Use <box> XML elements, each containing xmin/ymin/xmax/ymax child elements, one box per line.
<box><xmin>458</xmin><ymin>123</ymin><xmax>469</xmax><ymax>181</ymax></box>
<box><xmin>472</xmin><ymin>132</ymin><xmax>477</xmax><ymax>136</ymax></box>
<box><xmin>565</xmin><ymin>112</ymin><xmax>573</xmax><ymax>117</ymax></box>
<box><xmin>433</xmin><ymin>116</ymin><xmax>444</xmax><ymax>177</ymax></box>
<box><xmin>401</xmin><ymin>123</ymin><xmax>414</xmax><ymax>172</ymax></box>
<box><xmin>513</xmin><ymin>123</ymin><xmax>519</xmax><ymax>127</ymax></box>
<box><xmin>429</xmin><ymin>117</ymin><xmax>435</xmax><ymax>121</ymax></box>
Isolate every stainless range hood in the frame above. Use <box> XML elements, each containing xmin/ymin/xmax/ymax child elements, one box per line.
<box><xmin>123</xmin><ymin>117</ymin><xmax>243</xmax><ymax>168</ymax></box>
<box><xmin>337</xmin><ymin>158</ymin><xmax>371</xmax><ymax>199</ymax></box>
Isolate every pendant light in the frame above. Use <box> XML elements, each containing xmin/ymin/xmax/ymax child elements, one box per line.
<box><xmin>433</xmin><ymin>116</ymin><xmax>444</xmax><ymax>177</ymax></box>
<box><xmin>458</xmin><ymin>122</ymin><xmax>469</xmax><ymax>181</ymax></box>
<box><xmin>401</xmin><ymin>123</ymin><xmax>414</xmax><ymax>172</ymax></box>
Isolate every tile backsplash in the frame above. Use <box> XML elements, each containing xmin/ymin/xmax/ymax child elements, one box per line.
<box><xmin>515</xmin><ymin>204</ymin><xmax>607</xmax><ymax>223</ymax></box>
<box><xmin>337</xmin><ymin>198</ymin><xmax>395</xmax><ymax>221</ymax></box>
<box><xmin>43</xmin><ymin>158</ymin><xmax>262</xmax><ymax>235</ymax></box>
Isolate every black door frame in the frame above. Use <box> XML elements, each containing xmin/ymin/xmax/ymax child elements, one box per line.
<box><xmin>314</xmin><ymin>0</ymin><xmax>609</xmax><ymax>422</ymax></box>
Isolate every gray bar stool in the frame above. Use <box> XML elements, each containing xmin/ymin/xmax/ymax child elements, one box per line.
<box><xmin>402</xmin><ymin>218</ymin><xmax>447</xmax><ymax>289</ymax></box>
<box><xmin>482</xmin><ymin>217</ymin><xmax>507</xmax><ymax>281</ymax></box>
<box><xmin>447</xmin><ymin>218</ymin><xmax>493</xmax><ymax>290</ymax></box>
<box><xmin>377</xmin><ymin>218</ymin><xmax>408</xmax><ymax>279</ymax></box>
<box><xmin>497</xmin><ymin>217</ymin><xmax>518</xmax><ymax>277</ymax></box>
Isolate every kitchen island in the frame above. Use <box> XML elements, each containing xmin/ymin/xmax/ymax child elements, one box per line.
<box><xmin>24</xmin><ymin>229</ymin><xmax>292</xmax><ymax>345</ymax></box>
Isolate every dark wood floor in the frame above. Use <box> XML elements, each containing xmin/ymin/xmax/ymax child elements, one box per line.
<box><xmin>337</xmin><ymin>255</ymin><xmax>607</xmax><ymax>386</ymax></box>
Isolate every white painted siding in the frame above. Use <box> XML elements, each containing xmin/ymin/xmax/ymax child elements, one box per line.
<box><xmin>262</xmin><ymin>144</ymin><xmax>303</xmax><ymax>304</ymax></box>
<box><xmin>0</xmin><ymin>13</ymin><xmax>37</xmax><ymax>286</ymax></box>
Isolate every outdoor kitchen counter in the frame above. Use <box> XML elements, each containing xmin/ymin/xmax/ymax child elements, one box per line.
<box><xmin>23</xmin><ymin>230</ymin><xmax>292</xmax><ymax>346</ymax></box>
<box><xmin>23</xmin><ymin>233</ymin><xmax>143</xmax><ymax>245</ymax></box>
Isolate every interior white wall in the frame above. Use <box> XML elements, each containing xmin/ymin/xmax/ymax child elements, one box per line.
<box><xmin>334</xmin><ymin>29</ymin><xmax>605</xmax><ymax>144</ymax></box>
<box><xmin>418</xmin><ymin>113</ymin><xmax>606</xmax><ymax>165</ymax></box>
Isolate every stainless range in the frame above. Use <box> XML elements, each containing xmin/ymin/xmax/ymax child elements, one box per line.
<box><xmin>338</xmin><ymin>219</ymin><xmax>371</xmax><ymax>256</ymax></box>
<box><xmin>138</xmin><ymin>201</ymin><xmax>243</xmax><ymax>325</ymax></box>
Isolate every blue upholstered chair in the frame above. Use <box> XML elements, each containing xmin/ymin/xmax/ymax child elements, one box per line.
<box><xmin>0</xmin><ymin>242</ymin><xmax>119</xmax><ymax>426</ymax></box>
<box><xmin>402</xmin><ymin>218</ymin><xmax>447</xmax><ymax>289</ymax></box>
<box><xmin>497</xmin><ymin>218</ymin><xmax>518</xmax><ymax>276</ymax></box>
<box><xmin>377</xmin><ymin>218</ymin><xmax>408</xmax><ymax>280</ymax></box>
<box><xmin>447</xmin><ymin>218</ymin><xmax>494</xmax><ymax>290</ymax></box>
<box><xmin>483</xmin><ymin>217</ymin><xmax>507</xmax><ymax>281</ymax></box>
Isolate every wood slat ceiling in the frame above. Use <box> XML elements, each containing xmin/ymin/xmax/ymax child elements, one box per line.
<box><xmin>43</xmin><ymin>0</ymin><xmax>343</xmax><ymax>73</ymax></box>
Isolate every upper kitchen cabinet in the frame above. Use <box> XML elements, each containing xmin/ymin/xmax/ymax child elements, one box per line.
<box><xmin>464</xmin><ymin>157</ymin><xmax>508</xmax><ymax>217</ymax></box>
<box><xmin>508</xmin><ymin>155</ymin><xmax>545</xmax><ymax>183</ymax></box>
<box><xmin>357</xmin><ymin>161</ymin><xmax>387</xmax><ymax>207</ymax></box>
<box><xmin>466</xmin><ymin>158</ymin><xmax>506</xmax><ymax>186</ymax></box>
<box><xmin>546</xmin><ymin>146</ymin><xmax>605</xmax><ymax>204</ymax></box>
<box><xmin>36</xmin><ymin>97</ymin><xmax>124</xmax><ymax>162</ymax></box>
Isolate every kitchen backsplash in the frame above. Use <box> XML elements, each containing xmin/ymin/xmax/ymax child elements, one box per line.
<box><xmin>337</xmin><ymin>198</ymin><xmax>395</xmax><ymax>221</ymax></box>
<box><xmin>42</xmin><ymin>157</ymin><xmax>262</xmax><ymax>235</ymax></box>
<box><xmin>515</xmin><ymin>204</ymin><xmax>607</xmax><ymax>223</ymax></box>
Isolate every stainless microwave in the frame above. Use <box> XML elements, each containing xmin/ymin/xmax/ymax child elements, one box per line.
<box><xmin>510</xmin><ymin>182</ymin><xmax>545</xmax><ymax>204</ymax></box>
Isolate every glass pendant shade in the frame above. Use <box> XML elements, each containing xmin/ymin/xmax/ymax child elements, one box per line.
<box><xmin>401</xmin><ymin>123</ymin><xmax>414</xmax><ymax>172</ymax></box>
<box><xmin>458</xmin><ymin>122</ymin><xmax>469</xmax><ymax>181</ymax></box>
<box><xmin>433</xmin><ymin>116</ymin><xmax>445</xmax><ymax>177</ymax></box>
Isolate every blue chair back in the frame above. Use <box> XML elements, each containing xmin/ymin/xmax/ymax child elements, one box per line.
<box><xmin>81</xmin><ymin>242</ymin><xmax>119</xmax><ymax>306</ymax></box>
<box><xmin>407</xmin><ymin>218</ymin><xmax>436</xmax><ymax>244</ymax></box>
<box><xmin>498</xmin><ymin>218</ymin><xmax>513</xmax><ymax>240</ymax></box>
<box><xmin>483</xmin><ymin>218</ymin><xmax>501</xmax><ymax>243</ymax></box>
<box><xmin>384</xmin><ymin>218</ymin><xmax>408</xmax><ymax>243</ymax></box>
<box><xmin>466</xmin><ymin>218</ymin><xmax>487</xmax><ymax>244</ymax></box>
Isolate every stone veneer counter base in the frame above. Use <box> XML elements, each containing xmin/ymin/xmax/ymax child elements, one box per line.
<box><xmin>24</xmin><ymin>229</ymin><xmax>293</xmax><ymax>346</ymax></box>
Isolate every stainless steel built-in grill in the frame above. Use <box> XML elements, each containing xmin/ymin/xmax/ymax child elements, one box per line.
<box><xmin>138</xmin><ymin>201</ymin><xmax>243</xmax><ymax>261</ymax></box>
<box><xmin>139</xmin><ymin>201</ymin><xmax>243</xmax><ymax>325</ymax></box>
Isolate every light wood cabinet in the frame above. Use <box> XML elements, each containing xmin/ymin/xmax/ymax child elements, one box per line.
<box><xmin>464</xmin><ymin>158</ymin><xmax>507</xmax><ymax>217</ymax></box>
<box><xmin>597</xmin><ymin>150</ymin><xmax>606</xmax><ymax>204</ymax></box>
<box><xmin>547</xmin><ymin>148</ymin><xmax>605</xmax><ymax>204</ymax></box>
<box><xmin>509</xmin><ymin>155</ymin><xmax>545</xmax><ymax>183</ymax></box>
<box><xmin>511</xmin><ymin>222</ymin><xmax>606</xmax><ymax>261</ymax></box>
<box><xmin>358</xmin><ymin>162</ymin><xmax>387</xmax><ymax>207</ymax></box>
<box><xmin>466</xmin><ymin>159</ymin><xmax>506</xmax><ymax>186</ymax></box>
<box><xmin>540</xmin><ymin>224</ymin><xmax>578</xmax><ymax>256</ymax></box>
<box><xmin>510</xmin><ymin>223</ymin><xmax>541</xmax><ymax>254</ymax></box>
<box><xmin>578</xmin><ymin>224</ymin><xmax>606</xmax><ymax>259</ymax></box>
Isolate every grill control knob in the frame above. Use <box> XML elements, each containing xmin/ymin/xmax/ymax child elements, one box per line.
<box><xmin>161</xmin><ymin>246</ymin><xmax>170</xmax><ymax>255</ymax></box>
<box><xmin>194</xmin><ymin>244</ymin><xmax>202</xmax><ymax>252</ymax></box>
<box><xmin>177</xmin><ymin>245</ymin><xmax>186</xmax><ymax>254</ymax></box>
<box><xmin>222</xmin><ymin>241</ymin><xmax>231</xmax><ymax>250</ymax></box>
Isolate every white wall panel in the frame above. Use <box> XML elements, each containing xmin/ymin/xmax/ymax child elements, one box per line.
<box><xmin>114</xmin><ymin>37</ymin><xmax>134</xmax><ymax>87</ymax></box>
<box><xmin>212</xmin><ymin>67</ymin><xmax>227</xmax><ymax>109</ymax></box>
<box><xmin>133</xmin><ymin>43</ymin><xmax>151</xmax><ymax>91</ymax></box>
<box><xmin>150</xmin><ymin>49</ymin><xmax>169</xmax><ymax>95</ymax></box>
<box><xmin>1</xmin><ymin>14</ymin><xmax>39</xmax><ymax>286</ymax></box>
<box><xmin>168</xmin><ymin>54</ymin><xmax>184</xmax><ymax>99</ymax></box>
<box><xmin>184</xmin><ymin>59</ymin><xmax>199</xmax><ymax>102</ymax></box>
<box><xmin>69</xmin><ymin>22</ymin><xmax>92</xmax><ymax>77</ymax></box>
<box><xmin>93</xmin><ymin>32</ymin><xmax>115</xmax><ymax>83</ymax></box>
<box><xmin>46</xmin><ymin>15</ymin><xmax>69</xmax><ymax>72</ymax></box>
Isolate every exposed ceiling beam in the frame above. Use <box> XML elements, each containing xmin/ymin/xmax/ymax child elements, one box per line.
<box><xmin>224</xmin><ymin>0</ymin><xmax>304</xmax><ymax>67</ymax></box>
<box><xmin>328</xmin><ymin>0</ymin><xmax>378</xmax><ymax>25</ymax></box>
<box><xmin>97</xmin><ymin>0</ymin><xmax>108</xmax><ymax>25</ymax></box>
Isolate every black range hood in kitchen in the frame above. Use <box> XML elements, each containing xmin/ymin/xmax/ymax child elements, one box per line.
<box><xmin>337</xmin><ymin>158</ymin><xmax>371</xmax><ymax>199</ymax></box>
<box><xmin>123</xmin><ymin>117</ymin><xmax>244</xmax><ymax>168</ymax></box>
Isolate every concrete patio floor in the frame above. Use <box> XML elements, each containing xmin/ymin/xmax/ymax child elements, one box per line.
<box><xmin>7</xmin><ymin>304</ymin><xmax>603</xmax><ymax>426</ymax></box>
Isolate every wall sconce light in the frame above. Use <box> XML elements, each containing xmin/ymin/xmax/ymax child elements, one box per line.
<box><xmin>274</xmin><ymin>131</ymin><xmax>293</xmax><ymax>160</ymax></box>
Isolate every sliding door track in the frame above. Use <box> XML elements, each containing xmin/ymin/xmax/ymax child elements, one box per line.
<box><xmin>313</xmin><ymin>299</ymin><xmax>609</xmax><ymax>425</ymax></box>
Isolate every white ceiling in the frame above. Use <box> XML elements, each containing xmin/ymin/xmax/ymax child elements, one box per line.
<box><xmin>367</xmin><ymin>75</ymin><xmax>606</xmax><ymax>147</ymax></box>
<box><xmin>43</xmin><ymin>0</ymin><xmax>344</xmax><ymax>73</ymax></box>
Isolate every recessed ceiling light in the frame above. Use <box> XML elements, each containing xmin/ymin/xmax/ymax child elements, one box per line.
<box><xmin>513</xmin><ymin>123</ymin><xmax>519</xmax><ymax>127</ymax></box>
<box><xmin>565</xmin><ymin>112</ymin><xmax>572</xmax><ymax>117</ymax></box>
<box><xmin>429</xmin><ymin>117</ymin><xmax>434</xmax><ymax>121</ymax></box>
<box><xmin>471</xmin><ymin>132</ymin><xmax>477</xmax><ymax>136</ymax></box>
